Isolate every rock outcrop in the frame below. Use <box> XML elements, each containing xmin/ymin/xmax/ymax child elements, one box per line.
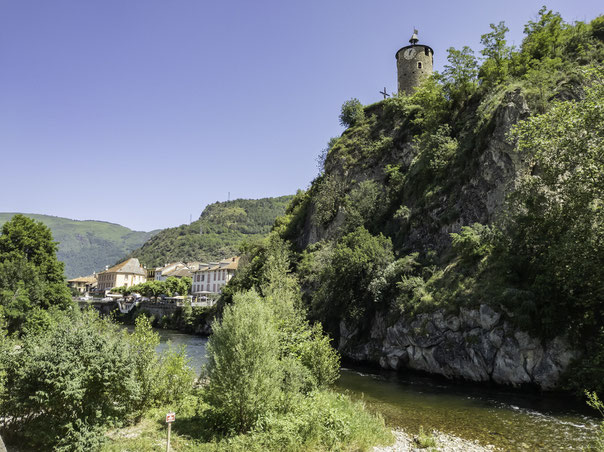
<box><xmin>339</xmin><ymin>304</ymin><xmax>575</xmax><ymax>390</ymax></box>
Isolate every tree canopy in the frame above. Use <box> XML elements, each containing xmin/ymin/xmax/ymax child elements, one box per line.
<box><xmin>0</xmin><ymin>214</ymin><xmax>71</xmax><ymax>331</ymax></box>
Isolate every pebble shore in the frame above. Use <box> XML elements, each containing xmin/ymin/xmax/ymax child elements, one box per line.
<box><xmin>374</xmin><ymin>429</ymin><xmax>496</xmax><ymax>452</ymax></box>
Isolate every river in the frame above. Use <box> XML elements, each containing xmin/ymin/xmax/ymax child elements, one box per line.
<box><xmin>153</xmin><ymin>328</ymin><xmax>600</xmax><ymax>451</ymax></box>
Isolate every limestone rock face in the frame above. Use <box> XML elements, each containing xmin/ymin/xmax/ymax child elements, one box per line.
<box><xmin>339</xmin><ymin>304</ymin><xmax>576</xmax><ymax>390</ymax></box>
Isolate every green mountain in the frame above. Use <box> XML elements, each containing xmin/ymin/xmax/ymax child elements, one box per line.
<box><xmin>228</xmin><ymin>12</ymin><xmax>604</xmax><ymax>391</ymax></box>
<box><xmin>0</xmin><ymin>213</ymin><xmax>158</xmax><ymax>279</ymax></box>
<box><xmin>128</xmin><ymin>195</ymin><xmax>294</xmax><ymax>267</ymax></box>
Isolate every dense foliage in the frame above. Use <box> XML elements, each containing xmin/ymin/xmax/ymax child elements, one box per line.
<box><xmin>129</xmin><ymin>196</ymin><xmax>293</xmax><ymax>267</ymax></box>
<box><xmin>0</xmin><ymin>214</ymin><xmax>72</xmax><ymax>331</ymax></box>
<box><xmin>113</xmin><ymin>276</ymin><xmax>192</xmax><ymax>299</ymax></box>
<box><xmin>101</xmin><ymin>235</ymin><xmax>391</xmax><ymax>451</ymax></box>
<box><xmin>199</xmin><ymin>235</ymin><xmax>389</xmax><ymax>448</ymax></box>
<box><xmin>0</xmin><ymin>310</ymin><xmax>194</xmax><ymax>451</ymax></box>
<box><xmin>235</xmin><ymin>10</ymin><xmax>604</xmax><ymax>392</ymax></box>
<box><xmin>0</xmin><ymin>213</ymin><xmax>157</xmax><ymax>279</ymax></box>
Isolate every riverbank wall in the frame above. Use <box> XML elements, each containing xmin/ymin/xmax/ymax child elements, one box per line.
<box><xmin>78</xmin><ymin>300</ymin><xmax>215</xmax><ymax>336</ymax></box>
<box><xmin>121</xmin><ymin>303</ymin><xmax>214</xmax><ymax>335</ymax></box>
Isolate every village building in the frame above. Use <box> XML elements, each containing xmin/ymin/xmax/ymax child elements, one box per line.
<box><xmin>154</xmin><ymin>262</ymin><xmax>186</xmax><ymax>281</ymax></box>
<box><xmin>191</xmin><ymin>256</ymin><xmax>239</xmax><ymax>297</ymax></box>
<box><xmin>67</xmin><ymin>274</ymin><xmax>97</xmax><ymax>294</ymax></box>
<box><xmin>96</xmin><ymin>258</ymin><xmax>147</xmax><ymax>292</ymax></box>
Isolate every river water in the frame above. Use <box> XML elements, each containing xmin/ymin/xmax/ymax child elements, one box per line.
<box><xmin>153</xmin><ymin>328</ymin><xmax>600</xmax><ymax>451</ymax></box>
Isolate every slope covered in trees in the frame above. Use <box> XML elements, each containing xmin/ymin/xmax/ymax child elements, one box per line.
<box><xmin>225</xmin><ymin>10</ymin><xmax>604</xmax><ymax>392</ymax></box>
<box><xmin>0</xmin><ymin>213</ymin><xmax>158</xmax><ymax>279</ymax></box>
<box><xmin>128</xmin><ymin>195</ymin><xmax>293</xmax><ymax>267</ymax></box>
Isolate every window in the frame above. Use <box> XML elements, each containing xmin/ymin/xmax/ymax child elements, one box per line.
<box><xmin>417</xmin><ymin>62</ymin><xmax>422</xmax><ymax>69</ymax></box>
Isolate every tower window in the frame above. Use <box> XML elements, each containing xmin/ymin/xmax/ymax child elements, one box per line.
<box><xmin>417</xmin><ymin>62</ymin><xmax>422</xmax><ymax>69</ymax></box>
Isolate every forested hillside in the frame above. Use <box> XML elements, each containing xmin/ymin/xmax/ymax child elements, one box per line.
<box><xmin>0</xmin><ymin>213</ymin><xmax>157</xmax><ymax>279</ymax></box>
<box><xmin>225</xmin><ymin>10</ymin><xmax>604</xmax><ymax>392</ymax></box>
<box><xmin>128</xmin><ymin>195</ymin><xmax>293</xmax><ymax>267</ymax></box>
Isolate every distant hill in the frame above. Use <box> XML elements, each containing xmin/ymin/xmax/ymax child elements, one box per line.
<box><xmin>0</xmin><ymin>213</ymin><xmax>158</xmax><ymax>279</ymax></box>
<box><xmin>128</xmin><ymin>196</ymin><xmax>293</xmax><ymax>267</ymax></box>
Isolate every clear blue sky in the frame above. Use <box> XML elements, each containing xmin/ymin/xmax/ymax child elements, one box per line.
<box><xmin>1</xmin><ymin>1</ymin><xmax>601</xmax><ymax>231</ymax></box>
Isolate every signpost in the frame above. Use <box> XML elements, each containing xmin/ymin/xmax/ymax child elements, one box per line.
<box><xmin>165</xmin><ymin>412</ymin><xmax>175</xmax><ymax>452</ymax></box>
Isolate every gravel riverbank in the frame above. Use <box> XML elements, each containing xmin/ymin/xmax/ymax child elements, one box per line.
<box><xmin>374</xmin><ymin>429</ymin><xmax>497</xmax><ymax>452</ymax></box>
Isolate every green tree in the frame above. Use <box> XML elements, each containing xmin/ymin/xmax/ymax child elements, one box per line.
<box><xmin>521</xmin><ymin>7</ymin><xmax>565</xmax><ymax>61</ymax></box>
<box><xmin>0</xmin><ymin>310</ymin><xmax>139</xmax><ymax>450</ymax></box>
<box><xmin>0</xmin><ymin>215</ymin><xmax>71</xmax><ymax>332</ymax></box>
<box><xmin>309</xmin><ymin>227</ymin><xmax>393</xmax><ymax>334</ymax></box>
<box><xmin>479</xmin><ymin>21</ymin><xmax>513</xmax><ymax>85</ymax></box>
<box><xmin>0</xmin><ymin>214</ymin><xmax>65</xmax><ymax>283</ymax></box>
<box><xmin>442</xmin><ymin>46</ymin><xmax>479</xmax><ymax>103</ymax></box>
<box><xmin>339</xmin><ymin>98</ymin><xmax>365</xmax><ymax>127</ymax></box>
<box><xmin>204</xmin><ymin>291</ymin><xmax>283</xmax><ymax>433</ymax></box>
<box><xmin>135</xmin><ymin>280</ymin><xmax>165</xmax><ymax>301</ymax></box>
<box><xmin>502</xmin><ymin>68</ymin><xmax>604</xmax><ymax>341</ymax></box>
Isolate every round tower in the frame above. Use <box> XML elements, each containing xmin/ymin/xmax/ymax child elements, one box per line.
<box><xmin>395</xmin><ymin>30</ymin><xmax>434</xmax><ymax>95</ymax></box>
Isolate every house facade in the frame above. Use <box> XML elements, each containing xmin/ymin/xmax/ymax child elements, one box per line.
<box><xmin>67</xmin><ymin>274</ymin><xmax>97</xmax><ymax>294</ymax></box>
<box><xmin>191</xmin><ymin>256</ymin><xmax>239</xmax><ymax>296</ymax></box>
<box><xmin>96</xmin><ymin>258</ymin><xmax>147</xmax><ymax>292</ymax></box>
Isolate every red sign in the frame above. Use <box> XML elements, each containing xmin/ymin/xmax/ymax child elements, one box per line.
<box><xmin>166</xmin><ymin>412</ymin><xmax>175</xmax><ymax>423</ymax></box>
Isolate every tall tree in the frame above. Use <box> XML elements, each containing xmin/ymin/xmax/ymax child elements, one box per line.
<box><xmin>0</xmin><ymin>215</ymin><xmax>71</xmax><ymax>331</ymax></box>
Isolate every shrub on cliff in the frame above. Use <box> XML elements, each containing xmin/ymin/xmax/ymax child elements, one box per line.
<box><xmin>339</xmin><ymin>98</ymin><xmax>365</xmax><ymax>127</ymax></box>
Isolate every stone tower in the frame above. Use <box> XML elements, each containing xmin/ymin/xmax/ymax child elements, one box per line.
<box><xmin>395</xmin><ymin>30</ymin><xmax>434</xmax><ymax>95</ymax></box>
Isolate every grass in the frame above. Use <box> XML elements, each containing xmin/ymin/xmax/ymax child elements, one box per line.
<box><xmin>414</xmin><ymin>426</ymin><xmax>438</xmax><ymax>449</ymax></box>
<box><xmin>101</xmin><ymin>391</ymin><xmax>394</xmax><ymax>452</ymax></box>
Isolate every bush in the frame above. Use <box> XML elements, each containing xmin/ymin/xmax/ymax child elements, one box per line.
<box><xmin>339</xmin><ymin>98</ymin><xmax>365</xmax><ymax>127</ymax></box>
<box><xmin>204</xmin><ymin>291</ymin><xmax>283</xmax><ymax>434</ymax></box>
<box><xmin>586</xmin><ymin>391</ymin><xmax>604</xmax><ymax>451</ymax></box>
<box><xmin>309</xmin><ymin>227</ymin><xmax>393</xmax><ymax>333</ymax></box>
<box><xmin>451</xmin><ymin>223</ymin><xmax>494</xmax><ymax>264</ymax></box>
<box><xmin>0</xmin><ymin>310</ymin><xmax>195</xmax><ymax>450</ymax></box>
<box><xmin>0</xmin><ymin>310</ymin><xmax>139</xmax><ymax>449</ymax></box>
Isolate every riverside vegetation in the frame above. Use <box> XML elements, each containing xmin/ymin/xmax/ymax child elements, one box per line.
<box><xmin>0</xmin><ymin>215</ymin><xmax>392</xmax><ymax>451</ymax></box>
<box><xmin>225</xmin><ymin>10</ymin><xmax>604</xmax><ymax>397</ymax></box>
<box><xmin>1</xmin><ymin>9</ymin><xmax>604</xmax><ymax>451</ymax></box>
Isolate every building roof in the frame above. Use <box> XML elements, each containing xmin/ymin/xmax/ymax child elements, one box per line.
<box><xmin>219</xmin><ymin>256</ymin><xmax>240</xmax><ymax>270</ymax></box>
<box><xmin>102</xmin><ymin>258</ymin><xmax>146</xmax><ymax>276</ymax></box>
<box><xmin>68</xmin><ymin>274</ymin><xmax>97</xmax><ymax>284</ymax></box>
<box><xmin>193</xmin><ymin>256</ymin><xmax>239</xmax><ymax>272</ymax></box>
<box><xmin>169</xmin><ymin>268</ymin><xmax>193</xmax><ymax>278</ymax></box>
<box><xmin>155</xmin><ymin>262</ymin><xmax>187</xmax><ymax>273</ymax></box>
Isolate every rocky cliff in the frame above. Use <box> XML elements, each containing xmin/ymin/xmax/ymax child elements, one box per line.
<box><xmin>340</xmin><ymin>305</ymin><xmax>575</xmax><ymax>390</ymax></box>
<box><xmin>236</xmin><ymin>15</ymin><xmax>604</xmax><ymax>391</ymax></box>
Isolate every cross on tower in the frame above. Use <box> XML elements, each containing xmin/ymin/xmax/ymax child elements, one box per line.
<box><xmin>379</xmin><ymin>87</ymin><xmax>390</xmax><ymax>99</ymax></box>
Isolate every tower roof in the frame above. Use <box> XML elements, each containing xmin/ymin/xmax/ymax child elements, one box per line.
<box><xmin>409</xmin><ymin>28</ymin><xmax>419</xmax><ymax>45</ymax></box>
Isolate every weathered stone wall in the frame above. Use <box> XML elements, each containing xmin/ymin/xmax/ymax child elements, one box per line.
<box><xmin>396</xmin><ymin>44</ymin><xmax>433</xmax><ymax>95</ymax></box>
<box><xmin>137</xmin><ymin>302</ymin><xmax>179</xmax><ymax>319</ymax></box>
<box><xmin>339</xmin><ymin>305</ymin><xmax>576</xmax><ymax>390</ymax></box>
